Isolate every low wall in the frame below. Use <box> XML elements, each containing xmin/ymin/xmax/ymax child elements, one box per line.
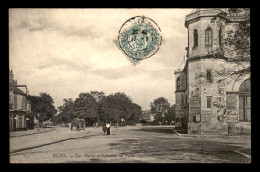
<box><xmin>188</xmin><ymin>122</ymin><xmax>251</xmax><ymax>135</ymax></box>
<box><xmin>188</xmin><ymin>123</ymin><xmax>201</xmax><ymax>134</ymax></box>
<box><xmin>228</xmin><ymin>122</ymin><xmax>251</xmax><ymax>134</ymax></box>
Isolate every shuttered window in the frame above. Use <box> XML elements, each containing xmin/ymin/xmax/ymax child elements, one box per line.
<box><xmin>206</xmin><ymin>96</ymin><xmax>212</xmax><ymax>108</ymax></box>
<box><xmin>193</xmin><ymin>29</ymin><xmax>198</xmax><ymax>48</ymax></box>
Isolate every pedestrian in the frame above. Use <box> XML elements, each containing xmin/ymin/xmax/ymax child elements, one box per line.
<box><xmin>106</xmin><ymin>122</ymin><xmax>111</xmax><ymax>135</ymax></box>
<box><xmin>76</xmin><ymin>124</ymin><xmax>80</xmax><ymax>132</ymax></box>
<box><xmin>102</xmin><ymin>124</ymin><xmax>107</xmax><ymax>135</ymax></box>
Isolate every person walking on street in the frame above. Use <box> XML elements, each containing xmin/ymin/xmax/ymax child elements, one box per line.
<box><xmin>103</xmin><ymin>124</ymin><xmax>107</xmax><ymax>135</ymax></box>
<box><xmin>76</xmin><ymin>124</ymin><xmax>80</xmax><ymax>132</ymax></box>
<box><xmin>106</xmin><ymin>122</ymin><xmax>111</xmax><ymax>135</ymax></box>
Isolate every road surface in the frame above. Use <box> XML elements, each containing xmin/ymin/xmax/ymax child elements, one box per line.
<box><xmin>10</xmin><ymin>125</ymin><xmax>251</xmax><ymax>163</ymax></box>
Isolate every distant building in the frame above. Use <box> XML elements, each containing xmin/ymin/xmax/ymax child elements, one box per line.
<box><xmin>9</xmin><ymin>70</ymin><xmax>32</xmax><ymax>131</ymax></box>
<box><xmin>174</xmin><ymin>9</ymin><xmax>250</xmax><ymax>134</ymax></box>
<box><xmin>142</xmin><ymin>110</ymin><xmax>154</xmax><ymax>122</ymax></box>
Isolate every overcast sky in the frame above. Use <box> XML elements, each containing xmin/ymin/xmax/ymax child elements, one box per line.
<box><xmin>9</xmin><ymin>8</ymin><xmax>192</xmax><ymax>110</ymax></box>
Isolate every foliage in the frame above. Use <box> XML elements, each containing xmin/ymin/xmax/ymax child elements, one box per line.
<box><xmin>166</xmin><ymin>104</ymin><xmax>176</xmax><ymax>122</ymax></box>
<box><xmin>140</xmin><ymin>119</ymin><xmax>148</xmax><ymax>124</ymax></box>
<box><xmin>205</xmin><ymin>8</ymin><xmax>250</xmax><ymax>84</ymax></box>
<box><xmin>100</xmin><ymin>92</ymin><xmax>141</xmax><ymax>125</ymax></box>
<box><xmin>150</xmin><ymin>97</ymin><xmax>171</xmax><ymax>123</ymax></box>
<box><xmin>28</xmin><ymin>93</ymin><xmax>57</xmax><ymax>122</ymax></box>
<box><xmin>56</xmin><ymin>91</ymin><xmax>142</xmax><ymax>126</ymax></box>
<box><xmin>73</xmin><ymin>92</ymin><xmax>99</xmax><ymax>125</ymax></box>
<box><xmin>57</xmin><ymin>98</ymin><xmax>75</xmax><ymax>123</ymax></box>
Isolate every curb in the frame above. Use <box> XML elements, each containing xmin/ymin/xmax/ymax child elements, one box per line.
<box><xmin>173</xmin><ymin>130</ymin><xmax>251</xmax><ymax>139</ymax></box>
<box><xmin>10</xmin><ymin>130</ymin><xmax>91</xmax><ymax>154</ymax></box>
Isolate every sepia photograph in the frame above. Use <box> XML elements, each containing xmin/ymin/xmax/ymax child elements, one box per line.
<box><xmin>9</xmin><ymin>8</ymin><xmax>251</xmax><ymax>163</ymax></box>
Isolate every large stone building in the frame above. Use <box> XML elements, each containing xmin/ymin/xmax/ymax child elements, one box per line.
<box><xmin>9</xmin><ymin>70</ymin><xmax>32</xmax><ymax>131</ymax></box>
<box><xmin>174</xmin><ymin>9</ymin><xmax>250</xmax><ymax>134</ymax></box>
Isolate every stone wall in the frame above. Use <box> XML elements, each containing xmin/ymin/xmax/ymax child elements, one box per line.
<box><xmin>188</xmin><ymin>122</ymin><xmax>201</xmax><ymax>134</ymax></box>
<box><xmin>228</xmin><ymin>122</ymin><xmax>251</xmax><ymax>134</ymax></box>
<box><xmin>188</xmin><ymin>17</ymin><xmax>221</xmax><ymax>58</ymax></box>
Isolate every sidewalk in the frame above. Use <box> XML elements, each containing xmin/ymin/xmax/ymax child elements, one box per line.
<box><xmin>10</xmin><ymin>127</ymin><xmax>91</xmax><ymax>154</ymax></box>
<box><xmin>10</xmin><ymin>127</ymin><xmax>53</xmax><ymax>138</ymax></box>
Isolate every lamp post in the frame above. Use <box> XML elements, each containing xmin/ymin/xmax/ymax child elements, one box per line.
<box><xmin>37</xmin><ymin>112</ymin><xmax>40</xmax><ymax>131</ymax></box>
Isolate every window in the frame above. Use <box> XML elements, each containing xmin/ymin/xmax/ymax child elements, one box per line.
<box><xmin>205</xmin><ymin>27</ymin><xmax>213</xmax><ymax>47</ymax></box>
<box><xmin>193</xmin><ymin>29</ymin><xmax>198</xmax><ymax>48</ymax></box>
<box><xmin>219</xmin><ymin>28</ymin><xmax>222</xmax><ymax>46</ymax></box>
<box><xmin>206</xmin><ymin>69</ymin><xmax>213</xmax><ymax>83</ymax></box>
<box><xmin>206</xmin><ymin>96</ymin><xmax>212</xmax><ymax>108</ymax></box>
<box><xmin>177</xmin><ymin>77</ymin><xmax>180</xmax><ymax>90</ymax></box>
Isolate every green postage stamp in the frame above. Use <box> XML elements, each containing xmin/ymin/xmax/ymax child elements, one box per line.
<box><xmin>114</xmin><ymin>16</ymin><xmax>162</xmax><ymax>65</ymax></box>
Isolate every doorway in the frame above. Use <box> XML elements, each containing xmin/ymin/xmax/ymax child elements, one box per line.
<box><xmin>239</xmin><ymin>79</ymin><xmax>251</xmax><ymax>122</ymax></box>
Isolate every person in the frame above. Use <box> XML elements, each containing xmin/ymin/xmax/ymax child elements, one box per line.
<box><xmin>102</xmin><ymin>124</ymin><xmax>107</xmax><ymax>135</ymax></box>
<box><xmin>106</xmin><ymin>122</ymin><xmax>111</xmax><ymax>135</ymax></box>
<box><xmin>76</xmin><ymin>124</ymin><xmax>80</xmax><ymax>132</ymax></box>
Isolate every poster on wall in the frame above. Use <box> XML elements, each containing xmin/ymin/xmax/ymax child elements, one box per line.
<box><xmin>190</xmin><ymin>107</ymin><xmax>200</xmax><ymax>115</ymax></box>
<box><xmin>190</xmin><ymin>97</ymin><xmax>200</xmax><ymax>107</ymax></box>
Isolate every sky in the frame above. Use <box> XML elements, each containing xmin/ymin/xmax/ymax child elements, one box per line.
<box><xmin>9</xmin><ymin>8</ymin><xmax>192</xmax><ymax>110</ymax></box>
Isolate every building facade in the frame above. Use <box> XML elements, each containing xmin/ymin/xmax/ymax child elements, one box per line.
<box><xmin>142</xmin><ymin>110</ymin><xmax>154</xmax><ymax>122</ymax></box>
<box><xmin>174</xmin><ymin>9</ymin><xmax>250</xmax><ymax>134</ymax></box>
<box><xmin>9</xmin><ymin>70</ymin><xmax>32</xmax><ymax>131</ymax></box>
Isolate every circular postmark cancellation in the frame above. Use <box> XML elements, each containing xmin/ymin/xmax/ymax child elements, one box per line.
<box><xmin>114</xmin><ymin>16</ymin><xmax>162</xmax><ymax>65</ymax></box>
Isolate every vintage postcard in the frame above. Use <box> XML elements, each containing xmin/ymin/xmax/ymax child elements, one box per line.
<box><xmin>9</xmin><ymin>8</ymin><xmax>251</xmax><ymax>163</ymax></box>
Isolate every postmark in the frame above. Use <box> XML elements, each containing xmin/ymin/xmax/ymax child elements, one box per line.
<box><xmin>114</xmin><ymin>16</ymin><xmax>162</xmax><ymax>65</ymax></box>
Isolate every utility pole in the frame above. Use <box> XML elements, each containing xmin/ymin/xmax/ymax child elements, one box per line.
<box><xmin>37</xmin><ymin>112</ymin><xmax>40</xmax><ymax>131</ymax></box>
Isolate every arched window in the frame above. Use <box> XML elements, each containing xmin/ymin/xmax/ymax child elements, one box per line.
<box><xmin>239</xmin><ymin>78</ymin><xmax>251</xmax><ymax>122</ymax></box>
<box><xmin>193</xmin><ymin>29</ymin><xmax>198</xmax><ymax>48</ymax></box>
<box><xmin>219</xmin><ymin>28</ymin><xmax>222</xmax><ymax>46</ymax></box>
<box><xmin>205</xmin><ymin>27</ymin><xmax>213</xmax><ymax>47</ymax></box>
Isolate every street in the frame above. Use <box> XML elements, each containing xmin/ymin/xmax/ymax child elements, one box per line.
<box><xmin>10</xmin><ymin>125</ymin><xmax>251</xmax><ymax>163</ymax></box>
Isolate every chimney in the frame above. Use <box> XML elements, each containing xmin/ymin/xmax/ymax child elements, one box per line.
<box><xmin>9</xmin><ymin>70</ymin><xmax>14</xmax><ymax>83</ymax></box>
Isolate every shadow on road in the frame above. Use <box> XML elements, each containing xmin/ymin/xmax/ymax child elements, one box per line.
<box><xmin>133</xmin><ymin>127</ymin><xmax>175</xmax><ymax>134</ymax></box>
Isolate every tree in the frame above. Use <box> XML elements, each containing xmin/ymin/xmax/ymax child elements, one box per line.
<box><xmin>126</xmin><ymin>102</ymin><xmax>142</xmax><ymax>124</ymax></box>
<box><xmin>57</xmin><ymin>98</ymin><xmax>75</xmax><ymax>123</ymax></box>
<box><xmin>90</xmin><ymin>91</ymin><xmax>105</xmax><ymax>125</ymax></box>
<box><xmin>73</xmin><ymin>92</ymin><xmax>99</xmax><ymax>126</ymax></box>
<box><xmin>150</xmin><ymin>97</ymin><xmax>170</xmax><ymax>124</ymax></box>
<box><xmin>100</xmin><ymin>92</ymin><xmax>142</xmax><ymax>126</ymax></box>
<box><xmin>166</xmin><ymin>104</ymin><xmax>176</xmax><ymax>123</ymax></box>
<box><xmin>202</xmin><ymin>8</ymin><xmax>250</xmax><ymax>85</ymax></box>
<box><xmin>28</xmin><ymin>93</ymin><xmax>57</xmax><ymax>122</ymax></box>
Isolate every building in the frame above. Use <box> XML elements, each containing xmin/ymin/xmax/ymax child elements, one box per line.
<box><xmin>142</xmin><ymin>110</ymin><xmax>154</xmax><ymax>122</ymax></box>
<box><xmin>174</xmin><ymin>9</ymin><xmax>250</xmax><ymax>134</ymax></box>
<box><xmin>9</xmin><ymin>70</ymin><xmax>32</xmax><ymax>131</ymax></box>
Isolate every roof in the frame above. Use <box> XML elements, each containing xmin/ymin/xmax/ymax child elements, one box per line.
<box><xmin>185</xmin><ymin>8</ymin><xmax>222</xmax><ymax>27</ymax></box>
<box><xmin>9</xmin><ymin>82</ymin><xmax>27</xmax><ymax>95</ymax></box>
<box><xmin>189</xmin><ymin>8</ymin><xmax>217</xmax><ymax>15</ymax></box>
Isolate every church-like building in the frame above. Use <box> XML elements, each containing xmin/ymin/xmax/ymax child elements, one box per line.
<box><xmin>174</xmin><ymin>9</ymin><xmax>250</xmax><ymax>134</ymax></box>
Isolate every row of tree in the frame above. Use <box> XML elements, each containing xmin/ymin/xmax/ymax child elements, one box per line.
<box><xmin>55</xmin><ymin>91</ymin><xmax>142</xmax><ymax>126</ymax></box>
<box><xmin>28</xmin><ymin>92</ymin><xmax>177</xmax><ymax>127</ymax></box>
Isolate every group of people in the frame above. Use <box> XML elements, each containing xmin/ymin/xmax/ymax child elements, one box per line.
<box><xmin>103</xmin><ymin>122</ymin><xmax>111</xmax><ymax>135</ymax></box>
